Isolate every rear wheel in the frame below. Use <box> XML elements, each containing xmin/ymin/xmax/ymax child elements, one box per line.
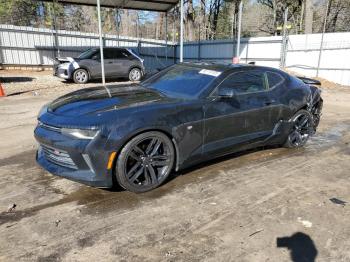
<box><xmin>115</xmin><ymin>131</ymin><xmax>175</xmax><ymax>193</ymax></box>
<box><xmin>129</xmin><ymin>68</ymin><xmax>142</xmax><ymax>82</ymax></box>
<box><xmin>284</xmin><ymin>109</ymin><xmax>314</xmax><ymax>148</ymax></box>
<box><xmin>73</xmin><ymin>69</ymin><xmax>89</xmax><ymax>84</ymax></box>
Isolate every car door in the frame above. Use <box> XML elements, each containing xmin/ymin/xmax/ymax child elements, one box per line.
<box><xmin>103</xmin><ymin>49</ymin><xmax>118</xmax><ymax>77</ymax></box>
<box><xmin>203</xmin><ymin>68</ymin><xmax>280</xmax><ymax>156</ymax></box>
<box><xmin>109</xmin><ymin>49</ymin><xmax>133</xmax><ymax>77</ymax></box>
<box><xmin>84</xmin><ymin>49</ymin><xmax>115</xmax><ymax>78</ymax></box>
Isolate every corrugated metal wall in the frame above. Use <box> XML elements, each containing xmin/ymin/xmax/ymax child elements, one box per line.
<box><xmin>285</xmin><ymin>32</ymin><xmax>350</xmax><ymax>86</ymax></box>
<box><xmin>0</xmin><ymin>24</ymin><xmax>175</xmax><ymax>71</ymax></box>
<box><xmin>1</xmin><ymin>24</ymin><xmax>349</xmax><ymax>85</ymax></box>
<box><xmin>180</xmin><ymin>36</ymin><xmax>283</xmax><ymax>68</ymax></box>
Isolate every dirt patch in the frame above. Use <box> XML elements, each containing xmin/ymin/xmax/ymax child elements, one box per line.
<box><xmin>0</xmin><ymin>69</ymin><xmax>134</xmax><ymax>97</ymax></box>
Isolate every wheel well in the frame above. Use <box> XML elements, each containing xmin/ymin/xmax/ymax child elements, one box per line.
<box><xmin>129</xmin><ymin>66</ymin><xmax>142</xmax><ymax>75</ymax></box>
<box><xmin>300</xmin><ymin>105</ymin><xmax>308</xmax><ymax>111</ymax></box>
<box><xmin>110</xmin><ymin>129</ymin><xmax>178</xmax><ymax>186</ymax></box>
<box><xmin>73</xmin><ymin>67</ymin><xmax>90</xmax><ymax>79</ymax></box>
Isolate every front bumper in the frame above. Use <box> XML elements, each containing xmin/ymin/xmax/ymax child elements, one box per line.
<box><xmin>56</xmin><ymin>67</ymin><xmax>71</xmax><ymax>80</ymax></box>
<box><xmin>34</xmin><ymin>124</ymin><xmax>114</xmax><ymax>188</ymax></box>
<box><xmin>54</xmin><ymin>62</ymin><xmax>74</xmax><ymax>80</ymax></box>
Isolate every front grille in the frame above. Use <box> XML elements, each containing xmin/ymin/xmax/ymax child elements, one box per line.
<box><xmin>41</xmin><ymin>145</ymin><xmax>77</xmax><ymax>170</ymax></box>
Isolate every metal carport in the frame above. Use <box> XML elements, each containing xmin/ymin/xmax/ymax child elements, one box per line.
<box><xmin>40</xmin><ymin>0</ymin><xmax>184</xmax><ymax>88</ymax></box>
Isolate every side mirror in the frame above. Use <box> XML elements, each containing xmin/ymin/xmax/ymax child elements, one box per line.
<box><xmin>217</xmin><ymin>87</ymin><xmax>236</xmax><ymax>98</ymax></box>
<box><xmin>91</xmin><ymin>55</ymin><xmax>100</xmax><ymax>60</ymax></box>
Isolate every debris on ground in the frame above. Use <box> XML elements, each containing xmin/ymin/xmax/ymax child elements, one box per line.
<box><xmin>297</xmin><ymin>217</ymin><xmax>313</xmax><ymax>228</ymax></box>
<box><xmin>249</xmin><ymin>229</ymin><xmax>264</xmax><ymax>237</ymax></box>
<box><xmin>55</xmin><ymin>220</ymin><xmax>61</xmax><ymax>227</ymax></box>
<box><xmin>329</xmin><ymin>198</ymin><xmax>346</xmax><ymax>207</ymax></box>
<box><xmin>7</xmin><ymin>204</ymin><xmax>16</xmax><ymax>213</ymax></box>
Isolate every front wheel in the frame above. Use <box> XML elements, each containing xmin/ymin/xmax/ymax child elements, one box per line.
<box><xmin>284</xmin><ymin>109</ymin><xmax>314</xmax><ymax>148</ymax></box>
<box><xmin>73</xmin><ymin>69</ymin><xmax>89</xmax><ymax>84</ymax></box>
<box><xmin>115</xmin><ymin>131</ymin><xmax>175</xmax><ymax>193</ymax></box>
<box><xmin>129</xmin><ymin>68</ymin><xmax>142</xmax><ymax>82</ymax></box>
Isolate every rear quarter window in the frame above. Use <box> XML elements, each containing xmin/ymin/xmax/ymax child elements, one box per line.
<box><xmin>266</xmin><ymin>71</ymin><xmax>285</xmax><ymax>89</ymax></box>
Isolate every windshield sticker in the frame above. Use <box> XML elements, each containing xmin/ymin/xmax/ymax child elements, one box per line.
<box><xmin>199</xmin><ymin>69</ymin><xmax>221</xmax><ymax>77</ymax></box>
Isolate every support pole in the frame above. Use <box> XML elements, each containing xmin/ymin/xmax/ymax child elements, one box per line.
<box><xmin>180</xmin><ymin>0</ymin><xmax>184</xmax><ymax>63</ymax></box>
<box><xmin>97</xmin><ymin>0</ymin><xmax>108</xmax><ymax>94</ymax></box>
<box><xmin>235</xmin><ymin>1</ymin><xmax>243</xmax><ymax>60</ymax></box>
<box><xmin>165</xmin><ymin>12</ymin><xmax>168</xmax><ymax>63</ymax></box>
<box><xmin>116</xmin><ymin>9</ymin><xmax>120</xmax><ymax>47</ymax></box>
<box><xmin>173</xmin><ymin>11</ymin><xmax>176</xmax><ymax>64</ymax></box>
<box><xmin>51</xmin><ymin>0</ymin><xmax>60</xmax><ymax>57</ymax></box>
<box><xmin>317</xmin><ymin>0</ymin><xmax>330</xmax><ymax>77</ymax></box>
<box><xmin>198</xmin><ymin>23</ymin><xmax>201</xmax><ymax>61</ymax></box>
<box><xmin>231</xmin><ymin>6</ymin><xmax>235</xmax><ymax>39</ymax></box>
<box><xmin>280</xmin><ymin>7</ymin><xmax>288</xmax><ymax>68</ymax></box>
<box><xmin>173</xmin><ymin>11</ymin><xmax>176</xmax><ymax>43</ymax></box>
<box><xmin>136</xmin><ymin>12</ymin><xmax>139</xmax><ymax>40</ymax></box>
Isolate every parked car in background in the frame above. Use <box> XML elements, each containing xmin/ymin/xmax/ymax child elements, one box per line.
<box><xmin>54</xmin><ymin>48</ymin><xmax>145</xmax><ymax>83</ymax></box>
<box><xmin>35</xmin><ymin>62</ymin><xmax>323</xmax><ymax>193</ymax></box>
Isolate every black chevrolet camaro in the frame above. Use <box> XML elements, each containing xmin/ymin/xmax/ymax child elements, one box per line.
<box><xmin>35</xmin><ymin>63</ymin><xmax>323</xmax><ymax>192</ymax></box>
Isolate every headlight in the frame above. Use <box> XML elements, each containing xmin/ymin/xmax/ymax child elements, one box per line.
<box><xmin>59</xmin><ymin>62</ymin><xmax>71</xmax><ymax>70</ymax></box>
<box><xmin>61</xmin><ymin>128</ymin><xmax>99</xmax><ymax>140</ymax></box>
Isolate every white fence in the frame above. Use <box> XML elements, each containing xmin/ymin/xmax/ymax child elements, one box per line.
<box><xmin>0</xmin><ymin>24</ymin><xmax>175</xmax><ymax>71</ymax></box>
<box><xmin>180</xmin><ymin>36</ymin><xmax>283</xmax><ymax>68</ymax></box>
<box><xmin>1</xmin><ymin>24</ymin><xmax>349</xmax><ymax>86</ymax></box>
<box><xmin>285</xmin><ymin>32</ymin><xmax>350</xmax><ymax>86</ymax></box>
<box><xmin>181</xmin><ymin>33</ymin><xmax>350</xmax><ymax>86</ymax></box>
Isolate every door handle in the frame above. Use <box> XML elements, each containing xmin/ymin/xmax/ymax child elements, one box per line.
<box><xmin>107</xmin><ymin>61</ymin><xmax>113</xmax><ymax>64</ymax></box>
<box><xmin>264</xmin><ymin>99</ymin><xmax>276</xmax><ymax>106</ymax></box>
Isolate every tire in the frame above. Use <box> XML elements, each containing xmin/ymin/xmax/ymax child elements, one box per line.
<box><xmin>73</xmin><ymin>69</ymin><xmax>89</xmax><ymax>84</ymax></box>
<box><xmin>284</xmin><ymin>109</ymin><xmax>314</xmax><ymax>148</ymax></box>
<box><xmin>115</xmin><ymin>131</ymin><xmax>175</xmax><ymax>193</ymax></box>
<box><xmin>128</xmin><ymin>68</ymin><xmax>142</xmax><ymax>82</ymax></box>
<box><xmin>311</xmin><ymin>100</ymin><xmax>323</xmax><ymax>129</ymax></box>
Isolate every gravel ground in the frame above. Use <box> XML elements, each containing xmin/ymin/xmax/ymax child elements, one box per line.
<box><xmin>1</xmin><ymin>70</ymin><xmax>350</xmax><ymax>261</ymax></box>
<box><xmin>0</xmin><ymin>69</ymin><xmax>133</xmax><ymax>97</ymax></box>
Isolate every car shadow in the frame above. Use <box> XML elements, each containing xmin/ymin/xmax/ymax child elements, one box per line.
<box><xmin>170</xmin><ymin>144</ymin><xmax>282</xmax><ymax>182</ymax></box>
<box><xmin>108</xmin><ymin>145</ymin><xmax>284</xmax><ymax>193</ymax></box>
<box><xmin>61</xmin><ymin>77</ymin><xmax>132</xmax><ymax>85</ymax></box>
<box><xmin>0</xmin><ymin>76</ymin><xmax>34</xmax><ymax>83</ymax></box>
<box><xmin>277</xmin><ymin>232</ymin><xmax>318</xmax><ymax>262</ymax></box>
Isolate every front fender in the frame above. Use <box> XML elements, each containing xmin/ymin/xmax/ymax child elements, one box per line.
<box><xmin>104</xmin><ymin>103</ymin><xmax>204</xmax><ymax>171</ymax></box>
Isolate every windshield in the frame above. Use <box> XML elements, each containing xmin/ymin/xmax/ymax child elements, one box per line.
<box><xmin>141</xmin><ymin>65</ymin><xmax>220</xmax><ymax>99</ymax></box>
<box><xmin>78</xmin><ymin>49</ymin><xmax>98</xmax><ymax>59</ymax></box>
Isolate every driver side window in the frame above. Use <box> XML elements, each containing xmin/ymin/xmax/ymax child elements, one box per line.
<box><xmin>218</xmin><ymin>70</ymin><xmax>268</xmax><ymax>95</ymax></box>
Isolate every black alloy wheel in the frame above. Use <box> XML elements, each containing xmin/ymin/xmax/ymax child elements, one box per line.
<box><xmin>284</xmin><ymin>109</ymin><xmax>314</xmax><ymax>148</ymax></box>
<box><xmin>115</xmin><ymin>131</ymin><xmax>175</xmax><ymax>193</ymax></box>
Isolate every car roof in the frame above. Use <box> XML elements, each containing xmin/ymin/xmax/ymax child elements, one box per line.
<box><xmin>180</xmin><ymin>62</ymin><xmax>245</xmax><ymax>72</ymax></box>
<box><xmin>179</xmin><ymin>62</ymin><xmax>286</xmax><ymax>75</ymax></box>
<box><xmin>90</xmin><ymin>47</ymin><xmax>128</xmax><ymax>51</ymax></box>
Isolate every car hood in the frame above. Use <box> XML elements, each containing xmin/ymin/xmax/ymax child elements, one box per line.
<box><xmin>47</xmin><ymin>84</ymin><xmax>171</xmax><ymax>117</ymax></box>
<box><xmin>56</xmin><ymin>56</ymin><xmax>81</xmax><ymax>63</ymax></box>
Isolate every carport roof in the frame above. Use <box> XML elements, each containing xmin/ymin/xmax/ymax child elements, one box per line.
<box><xmin>41</xmin><ymin>0</ymin><xmax>180</xmax><ymax>12</ymax></box>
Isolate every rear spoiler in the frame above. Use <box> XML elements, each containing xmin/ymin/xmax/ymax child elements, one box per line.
<box><xmin>297</xmin><ymin>76</ymin><xmax>321</xmax><ymax>86</ymax></box>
